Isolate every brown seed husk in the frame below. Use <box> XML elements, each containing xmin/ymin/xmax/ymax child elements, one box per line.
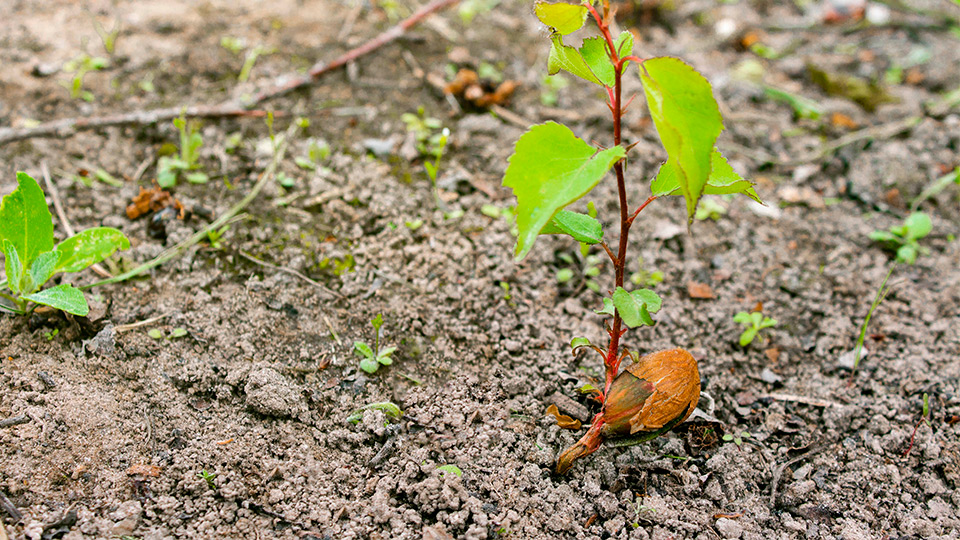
<box><xmin>602</xmin><ymin>348</ymin><xmax>700</xmax><ymax>436</ymax></box>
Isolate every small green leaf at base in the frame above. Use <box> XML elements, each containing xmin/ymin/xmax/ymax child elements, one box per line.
<box><xmin>354</xmin><ymin>341</ymin><xmax>375</xmax><ymax>360</ymax></box>
<box><xmin>437</xmin><ymin>464</ymin><xmax>463</xmax><ymax>477</ymax></box>
<box><xmin>54</xmin><ymin>227</ymin><xmax>130</xmax><ymax>274</ymax></box>
<box><xmin>570</xmin><ymin>336</ymin><xmax>592</xmax><ymax>352</ymax></box>
<box><xmin>611</xmin><ymin>287</ymin><xmax>661</xmax><ymax>328</ymax></box>
<box><xmin>359</xmin><ymin>357</ymin><xmax>379</xmax><ymax>374</ymax></box>
<box><xmin>22</xmin><ymin>283</ymin><xmax>89</xmax><ymax>316</ymax></box>
<box><xmin>28</xmin><ymin>251</ymin><xmax>60</xmax><ymax>292</ymax></box>
<box><xmin>2</xmin><ymin>240</ymin><xmax>24</xmax><ymax>294</ymax></box>
<box><xmin>540</xmin><ymin>210</ymin><xmax>604</xmax><ymax>244</ymax></box>
<box><xmin>503</xmin><ymin>122</ymin><xmax>625</xmax><ymax>261</ymax></box>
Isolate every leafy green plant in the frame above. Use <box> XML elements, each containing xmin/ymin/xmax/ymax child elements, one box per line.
<box><xmin>504</xmin><ymin>1</ymin><xmax>758</xmax><ymax>473</ymax></box>
<box><xmin>556</xmin><ymin>250</ymin><xmax>602</xmax><ymax>292</ymax></box>
<box><xmin>157</xmin><ymin>114</ymin><xmax>208</xmax><ymax>188</ymax></box>
<box><xmin>354</xmin><ymin>314</ymin><xmax>396</xmax><ymax>374</ymax></box>
<box><xmin>436</xmin><ymin>464</ymin><xmax>463</xmax><ymax>477</ymax></box>
<box><xmin>722</xmin><ymin>430</ymin><xmax>751</xmax><ymax>447</ymax></box>
<box><xmin>869</xmin><ymin>212</ymin><xmax>932</xmax><ymax>264</ymax></box>
<box><xmin>294</xmin><ymin>139</ymin><xmax>331</xmax><ymax>171</ymax></box>
<box><xmin>205</xmin><ymin>225</ymin><xmax>230</xmax><ymax>250</ymax></box>
<box><xmin>733</xmin><ymin>311</ymin><xmax>777</xmax><ymax>347</ymax></box>
<box><xmin>61</xmin><ymin>53</ymin><xmax>108</xmax><ymax>101</ymax></box>
<box><xmin>629</xmin><ymin>256</ymin><xmax>664</xmax><ymax>287</ymax></box>
<box><xmin>148</xmin><ymin>327</ymin><xmax>188</xmax><ymax>340</ymax></box>
<box><xmin>0</xmin><ymin>172</ymin><xmax>129</xmax><ymax>316</ymax></box>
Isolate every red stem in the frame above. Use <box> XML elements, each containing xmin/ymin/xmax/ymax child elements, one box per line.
<box><xmin>586</xmin><ymin>7</ymin><xmax>659</xmax><ymax>401</ymax></box>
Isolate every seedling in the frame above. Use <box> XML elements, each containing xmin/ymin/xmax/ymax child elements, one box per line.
<box><xmin>505</xmin><ymin>1</ymin><xmax>758</xmax><ymax>474</ymax></box>
<box><xmin>630</xmin><ymin>494</ymin><xmax>656</xmax><ymax>528</ymax></box>
<box><xmin>147</xmin><ymin>327</ymin><xmax>188</xmax><ymax>340</ymax></box>
<box><xmin>0</xmin><ymin>172</ymin><xmax>129</xmax><ymax>316</ymax></box>
<box><xmin>869</xmin><ymin>212</ymin><xmax>932</xmax><ymax>264</ymax></box>
<box><xmin>197</xmin><ymin>470</ymin><xmax>217</xmax><ymax>490</ymax></box>
<box><xmin>61</xmin><ymin>53</ymin><xmax>108</xmax><ymax>102</ymax></box>
<box><xmin>91</xmin><ymin>17</ymin><xmax>121</xmax><ymax>55</ymax></box>
<box><xmin>903</xmin><ymin>393</ymin><xmax>932</xmax><ymax>459</ymax></box>
<box><xmin>346</xmin><ymin>401</ymin><xmax>403</xmax><ymax>424</ymax></box>
<box><xmin>354</xmin><ymin>314</ymin><xmax>396</xmax><ymax>374</ymax></box>
<box><xmin>294</xmin><ymin>139</ymin><xmax>332</xmax><ymax>171</ymax></box>
<box><xmin>733</xmin><ymin>311</ymin><xmax>778</xmax><ymax>347</ymax></box>
<box><xmin>722</xmin><ymin>431</ymin><xmax>751</xmax><ymax>447</ymax></box>
<box><xmin>556</xmin><ymin>250</ymin><xmax>602</xmax><ymax>292</ymax></box>
<box><xmin>206</xmin><ymin>225</ymin><xmax>230</xmax><ymax>250</ymax></box>
<box><xmin>629</xmin><ymin>257</ymin><xmax>664</xmax><ymax>287</ymax></box>
<box><xmin>850</xmin><ymin>266</ymin><xmax>895</xmax><ymax>381</ymax></box>
<box><xmin>540</xmin><ymin>73</ymin><xmax>569</xmax><ymax>106</ymax></box>
<box><xmin>436</xmin><ymin>464</ymin><xmax>463</xmax><ymax>477</ymax></box>
<box><xmin>424</xmin><ymin>127</ymin><xmax>451</xmax><ymax>210</ymax></box>
<box><xmin>694</xmin><ymin>196</ymin><xmax>727</xmax><ymax>221</ymax></box>
<box><xmin>157</xmin><ymin>114</ymin><xmax>208</xmax><ymax>188</ymax></box>
<box><xmin>912</xmin><ymin>167</ymin><xmax>959</xmax><ymax>210</ymax></box>
<box><xmin>401</xmin><ymin>107</ymin><xmax>446</xmax><ymax>159</ymax></box>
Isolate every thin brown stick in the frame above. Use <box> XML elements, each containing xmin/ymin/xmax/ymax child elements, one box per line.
<box><xmin>0</xmin><ymin>0</ymin><xmax>460</xmax><ymax>147</ymax></box>
<box><xmin>40</xmin><ymin>162</ymin><xmax>113</xmax><ymax>278</ymax></box>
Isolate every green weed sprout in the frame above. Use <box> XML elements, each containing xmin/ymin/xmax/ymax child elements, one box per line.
<box><xmin>346</xmin><ymin>401</ymin><xmax>403</xmax><ymax>424</ymax></box>
<box><xmin>92</xmin><ymin>17</ymin><xmax>121</xmax><ymax>55</ymax></box>
<box><xmin>733</xmin><ymin>311</ymin><xmax>777</xmax><ymax>346</ymax></box>
<box><xmin>869</xmin><ymin>212</ymin><xmax>932</xmax><ymax>264</ymax></box>
<box><xmin>504</xmin><ymin>1</ymin><xmax>759</xmax><ymax>474</ymax></box>
<box><xmin>354</xmin><ymin>314</ymin><xmax>396</xmax><ymax>374</ymax></box>
<box><xmin>197</xmin><ymin>470</ymin><xmax>217</xmax><ymax>490</ymax></box>
<box><xmin>157</xmin><ymin>114</ymin><xmax>208</xmax><ymax>188</ymax></box>
<box><xmin>722</xmin><ymin>431</ymin><xmax>751</xmax><ymax>447</ymax></box>
<box><xmin>61</xmin><ymin>53</ymin><xmax>108</xmax><ymax>102</ymax></box>
<box><xmin>1</xmin><ymin>172</ymin><xmax>129</xmax><ymax>316</ymax></box>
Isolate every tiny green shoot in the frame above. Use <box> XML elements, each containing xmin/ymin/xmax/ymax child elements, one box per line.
<box><xmin>436</xmin><ymin>464</ymin><xmax>463</xmax><ymax>477</ymax></box>
<box><xmin>157</xmin><ymin>113</ymin><xmax>208</xmax><ymax>188</ymax></box>
<box><xmin>850</xmin><ymin>265</ymin><xmax>895</xmax><ymax>379</ymax></box>
<box><xmin>869</xmin><ymin>212</ymin><xmax>932</xmax><ymax>264</ymax></box>
<box><xmin>61</xmin><ymin>53</ymin><xmax>108</xmax><ymax>102</ymax></box>
<box><xmin>354</xmin><ymin>313</ymin><xmax>396</xmax><ymax>374</ymax></box>
<box><xmin>733</xmin><ymin>311</ymin><xmax>777</xmax><ymax>347</ymax></box>
<box><xmin>197</xmin><ymin>469</ymin><xmax>217</xmax><ymax>490</ymax></box>
<box><xmin>722</xmin><ymin>431</ymin><xmax>751</xmax><ymax>447</ymax></box>
<box><xmin>346</xmin><ymin>401</ymin><xmax>403</xmax><ymax>424</ymax></box>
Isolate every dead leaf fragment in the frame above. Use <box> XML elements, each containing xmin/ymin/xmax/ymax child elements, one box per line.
<box><xmin>126</xmin><ymin>464</ymin><xmax>162</xmax><ymax>477</ymax></box>
<box><xmin>546</xmin><ymin>404</ymin><xmax>582</xmax><ymax>430</ymax></box>
<box><xmin>443</xmin><ymin>68</ymin><xmax>519</xmax><ymax>108</ymax></box>
<box><xmin>764</xmin><ymin>347</ymin><xmax>780</xmax><ymax>363</ymax></box>
<box><xmin>126</xmin><ymin>186</ymin><xmax>184</xmax><ymax>220</ymax></box>
<box><xmin>830</xmin><ymin>112</ymin><xmax>858</xmax><ymax>129</ymax></box>
<box><xmin>687</xmin><ymin>282</ymin><xmax>715</xmax><ymax>299</ymax></box>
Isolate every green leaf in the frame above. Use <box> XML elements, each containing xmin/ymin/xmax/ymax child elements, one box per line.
<box><xmin>377</xmin><ymin>346</ymin><xmax>396</xmax><ymax>365</ymax></box>
<box><xmin>2</xmin><ymin>240</ymin><xmax>23</xmax><ymax>294</ymax></box>
<box><xmin>570</xmin><ymin>337</ymin><xmax>592</xmax><ymax>351</ymax></box>
<box><xmin>540</xmin><ymin>210</ymin><xmax>604</xmax><ymax>244</ymax></box>
<box><xmin>639</xmin><ymin>58</ymin><xmax>724</xmax><ymax>221</ymax></box>
<box><xmin>653</xmin><ymin>150</ymin><xmax>760</xmax><ymax>204</ymax></box>
<box><xmin>170</xmin><ymin>327</ymin><xmax>188</xmax><ymax>338</ymax></box>
<box><xmin>868</xmin><ymin>230</ymin><xmax>898</xmax><ymax>244</ymax></box>
<box><xmin>556</xmin><ymin>268</ymin><xmax>574</xmax><ymax>283</ymax></box>
<box><xmin>28</xmin><ymin>251</ymin><xmax>60</xmax><ymax>292</ymax></box>
<box><xmin>739</xmin><ymin>327</ymin><xmax>758</xmax><ymax>346</ymax></box>
<box><xmin>0</xmin><ymin>172</ymin><xmax>54</xmax><ymax>267</ymax></box>
<box><xmin>759</xmin><ymin>317</ymin><xmax>778</xmax><ymax>329</ymax></box>
<box><xmin>733</xmin><ymin>311</ymin><xmax>752</xmax><ymax>325</ymax></box>
<box><xmin>147</xmin><ymin>328</ymin><xmax>164</xmax><ymax>339</ymax></box>
<box><xmin>897</xmin><ymin>243</ymin><xmax>918</xmax><ymax>264</ymax></box>
<box><xmin>581</xmin><ymin>33</ymin><xmax>635</xmax><ymax>87</ymax></box>
<box><xmin>23</xmin><ymin>283</ymin><xmax>89</xmax><ymax>316</ymax></box>
<box><xmin>186</xmin><ymin>171</ymin><xmax>209</xmax><ymax>184</ymax></box>
<box><xmin>359</xmin><ymin>357</ymin><xmax>379</xmax><ymax>374</ymax></box>
<box><xmin>371</xmin><ymin>313</ymin><xmax>384</xmax><ymax>331</ymax></box>
<box><xmin>503</xmin><ymin>122</ymin><xmax>625</xmax><ymax>261</ymax></box>
<box><xmin>354</xmin><ymin>341</ymin><xmax>375</xmax><ymax>360</ymax></box>
<box><xmin>548</xmin><ymin>34</ymin><xmax>603</xmax><ymax>85</ymax></box>
<box><xmin>595</xmin><ymin>297</ymin><xmax>615</xmax><ymax>316</ymax></box>
<box><xmin>436</xmin><ymin>464</ymin><xmax>463</xmax><ymax>477</ymax></box>
<box><xmin>534</xmin><ymin>1</ymin><xmax>588</xmax><ymax>35</ymax></box>
<box><xmin>631</xmin><ymin>288</ymin><xmax>662</xmax><ymax>313</ymax></box>
<box><xmin>347</xmin><ymin>401</ymin><xmax>403</xmax><ymax>423</ymax></box>
<box><xmin>904</xmin><ymin>212</ymin><xmax>932</xmax><ymax>240</ymax></box>
<box><xmin>54</xmin><ymin>227</ymin><xmax>130</xmax><ymax>274</ymax></box>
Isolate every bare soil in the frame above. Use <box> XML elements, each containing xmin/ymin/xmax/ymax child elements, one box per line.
<box><xmin>1</xmin><ymin>0</ymin><xmax>959</xmax><ymax>539</ymax></box>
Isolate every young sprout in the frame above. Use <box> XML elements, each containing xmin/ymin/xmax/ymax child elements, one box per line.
<box><xmin>157</xmin><ymin>113</ymin><xmax>208</xmax><ymax>187</ymax></box>
<box><xmin>354</xmin><ymin>314</ymin><xmax>397</xmax><ymax>374</ymax></box>
<box><xmin>733</xmin><ymin>311</ymin><xmax>778</xmax><ymax>347</ymax></box>
<box><xmin>722</xmin><ymin>431</ymin><xmax>751</xmax><ymax>447</ymax></box>
<box><xmin>869</xmin><ymin>212</ymin><xmax>932</xmax><ymax>264</ymax></box>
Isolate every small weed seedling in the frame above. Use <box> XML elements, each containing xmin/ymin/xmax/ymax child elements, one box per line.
<box><xmin>401</xmin><ymin>107</ymin><xmax>446</xmax><ymax>159</ymax></box>
<box><xmin>157</xmin><ymin>114</ymin><xmax>208</xmax><ymax>188</ymax></box>
<box><xmin>869</xmin><ymin>212</ymin><xmax>932</xmax><ymax>264</ymax></box>
<box><xmin>294</xmin><ymin>139</ymin><xmax>332</xmax><ymax>171</ymax></box>
<box><xmin>556</xmin><ymin>250</ymin><xmax>602</xmax><ymax>292</ymax></box>
<box><xmin>903</xmin><ymin>393</ymin><xmax>932</xmax><ymax>459</ymax></box>
<box><xmin>346</xmin><ymin>401</ymin><xmax>403</xmax><ymax>424</ymax></box>
<box><xmin>912</xmin><ymin>166</ymin><xmax>959</xmax><ymax>210</ymax></box>
<box><xmin>91</xmin><ymin>16</ymin><xmax>121</xmax><ymax>55</ymax></box>
<box><xmin>148</xmin><ymin>327</ymin><xmax>188</xmax><ymax>340</ymax></box>
<box><xmin>629</xmin><ymin>256</ymin><xmax>664</xmax><ymax>287</ymax></box>
<box><xmin>723</xmin><ymin>431</ymin><xmax>751</xmax><ymax>448</ymax></box>
<box><xmin>503</xmin><ymin>1</ymin><xmax>759</xmax><ymax>474</ymax></box>
<box><xmin>197</xmin><ymin>469</ymin><xmax>217</xmax><ymax>490</ymax></box>
<box><xmin>354</xmin><ymin>314</ymin><xmax>397</xmax><ymax>374</ymax></box>
<box><xmin>850</xmin><ymin>266</ymin><xmax>895</xmax><ymax>382</ymax></box>
<box><xmin>733</xmin><ymin>311</ymin><xmax>778</xmax><ymax>347</ymax></box>
<box><xmin>1</xmin><ymin>172</ymin><xmax>129</xmax><ymax>316</ymax></box>
<box><xmin>61</xmin><ymin>53</ymin><xmax>108</xmax><ymax>102</ymax></box>
<box><xmin>436</xmin><ymin>464</ymin><xmax>463</xmax><ymax>477</ymax></box>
